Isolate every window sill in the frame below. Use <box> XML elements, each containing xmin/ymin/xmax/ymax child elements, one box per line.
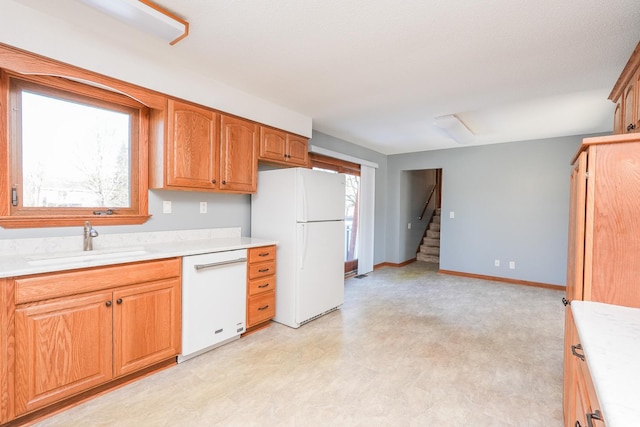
<box><xmin>0</xmin><ymin>215</ymin><xmax>152</xmax><ymax>229</ymax></box>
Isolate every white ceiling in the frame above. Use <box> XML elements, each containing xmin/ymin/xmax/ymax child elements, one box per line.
<box><xmin>15</xmin><ymin>0</ymin><xmax>640</xmax><ymax>154</ymax></box>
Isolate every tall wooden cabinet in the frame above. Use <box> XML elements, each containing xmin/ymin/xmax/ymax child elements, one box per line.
<box><xmin>563</xmin><ymin>134</ymin><xmax>640</xmax><ymax>426</ymax></box>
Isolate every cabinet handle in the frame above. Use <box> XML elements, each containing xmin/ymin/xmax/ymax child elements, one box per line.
<box><xmin>212</xmin><ymin>179</ymin><xmax>217</xmax><ymax>184</ymax></box>
<box><xmin>116</xmin><ymin>298</ymin><xmax>123</xmax><ymax>304</ymax></box>
<box><xmin>562</xmin><ymin>297</ymin><xmax>570</xmax><ymax>306</ymax></box>
<box><xmin>258</xmin><ymin>304</ymin><xmax>269</xmax><ymax>311</ymax></box>
<box><xmin>627</xmin><ymin>123</ymin><xmax>636</xmax><ymax>131</ymax></box>
<box><xmin>571</xmin><ymin>343</ymin><xmax>585</xmax><ymax>361</ymax></box>
<box><xmin>105</xmin><ymin>300</ymin><xmax>112</xmax><ymax>307</ymax></box>
<box><xmin>222</xmin><ymin>180</ymin><xmax>226</xmax><ymax>185</ymax></box>
<box><xmin>258</xmin><ymin>252</ymin><xmax>270</xmax><ymax>257</ymax></box>
<box><xmin>258</xmin><ymin>268</ymin><xmax>270</xmax><ymax>273</ymax></box>
<box><xmin>587</xmin><ymin>410</ymin><xmax>603</xmax><ymax>427</ymax></box>
<box><xmin>258</xmin><ymin>283</ymin><xmax>270</xmax><ymax>288</ymax></box>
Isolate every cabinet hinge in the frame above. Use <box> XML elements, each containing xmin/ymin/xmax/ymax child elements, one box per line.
<box><xmin>584</xmin><ymin>172</ymin><xmax>589</xmax><ymax>179</ymax></box>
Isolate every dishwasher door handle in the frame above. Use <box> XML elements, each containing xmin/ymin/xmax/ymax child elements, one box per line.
<box><xmin>194</xmin><ymin>257</ymin><xmax>247</xmax><ymax>270</ymax></box>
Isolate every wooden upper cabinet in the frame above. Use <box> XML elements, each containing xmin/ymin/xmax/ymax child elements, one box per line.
<box><xmin>166</xmin><ymin>99</ymin><xmax>219</xmax><ymax>189</ymax></box>
<box><xmin>286</xmin><ymin>134</ymin><xmax>310</xmax><ymax>166</ymax></box>
<box><xmin>150</xmin><ymin>99</ymin><xmax>258</xmax><ymax>193</ymax></box>
<box><xmin>259</xmin><ymin>126</ymin><xmax>309</xmax><ymax>167</ymax></box>
<box><xmin>220</xmin><ymin>114</ymin><xmax>258</xmax><ymax>193</ymax></box>
<box><xmin>609</xmin><ymin>42</ymin><xmax>640</xmax><ymax>134</ymax></box>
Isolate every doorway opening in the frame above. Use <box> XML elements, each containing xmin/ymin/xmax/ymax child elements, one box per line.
<box><xmin>309</xmin><ymin>153</ymin><xmax>361</xmax><ymax>276</ymax></box>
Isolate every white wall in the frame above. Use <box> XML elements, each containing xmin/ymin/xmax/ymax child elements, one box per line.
<box><xmin>0</xmin><ymin>1</ymin><xmax>311</xmax><ymax>137</ymax></box>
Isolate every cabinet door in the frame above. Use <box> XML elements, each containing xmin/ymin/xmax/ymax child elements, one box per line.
<box><xmin>15</xmin><ymin>292</ymin><xmax>113</xmax><ymax>414</ymax></box>
<box><xmin>623</xmin><ymin>80</ymin><xmax>636</xmax><ymax>133</ymax></box>
<box><xmin>167</xmin><ymin>99</ymin><xmax>219</xmax><ymax>189</ymax></box>
<box><xmin>220</xmin><ymin>114</ymin><xmax>258</xmax><ymax>193</ymax></box>
<box><xmin>566</xmin><ymin>151</ymin><xmax>587</xmax><ymax>303</ymax></box>
<box><xmin>613</xmin><ymin>99</ymin><xmax>623</xmax><ymax>134</ymax></box>
<box><xmin>113</xmin><ymin>278</ymin><xmax>181</xmax><ymax>377</ymax></box>
<box><xmin>259</xmin><ymin>127</ymin><xmax>287</xmax><ymax>163</ymax></box>
<box><xmin>286</xmin><ymin>134</ymin><xmax>309</xmax><ymax>166</ymax></box>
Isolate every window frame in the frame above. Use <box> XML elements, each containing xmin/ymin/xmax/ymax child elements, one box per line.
<box><xmin>0</xmin><ymin>70</ymin><xmax>150</xmax><ymax>228</ymax></box>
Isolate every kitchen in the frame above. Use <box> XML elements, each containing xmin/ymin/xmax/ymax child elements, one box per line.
<box><xmin>1</xmin><ymin>1</ymin><xmax>640</xmax><ymax>426</ymax></box>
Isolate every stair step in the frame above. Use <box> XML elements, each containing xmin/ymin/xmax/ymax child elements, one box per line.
<box><xmin>429</xmin><ymin>223</ymin><xmax>440</xmax><ymax>231</ymax></box>
<box><xmin>417</xmin><ymin>253</ymin><xmax>439</xmax><ymax>263</ymax></box>
<box><xmin>427</xmin><ymin>230</ymin><xmax>440</xmax><ymax>239</ymax></box>
<box><xmin>423</xmin><ymin>237</ymin><xmax>440</xmax><ymax>246</ymax></box>
<box><xmin>432</xmin><ymin>216</ymin><xmax>441</xmax><ymax>223</ymax></box>
<box><xmin>420</xmin><ymin>245</ymin><xmax>440</xmax><ymax>255</ymax></box>
<box><xmin>435</xmin><ymin>208</ymin><xmax>441</xmax><ymax>215</ymax></box>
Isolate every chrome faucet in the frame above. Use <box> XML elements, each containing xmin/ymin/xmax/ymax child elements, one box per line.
<box><xmin>83</xmin><ymin>221</ymin><xmax>99</xmax><ymax>251</ymax></box>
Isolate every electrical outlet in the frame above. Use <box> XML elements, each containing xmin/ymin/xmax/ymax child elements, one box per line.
<box><xmin>509</xmin><ymin>261</ymin><xmax>516</xmax><ymax>270</ymax></box>
<box><xmin>200</xmin><ymin>202</ymin><xmax>207</xmax><ymax>214</ymax></box>
<box><xmin>494</xmin><ymin>259</ymin><xmax>500</xmax><ymax>267</ymax></box>
<box><xmin>162</xmin><ymin>200</ymin><xmax>172</xmax><ymax>214</ymax></box>
<box><xmin>407</xmin><ymin>223</ymin><xmax>411</xmax><ymax>230</ymax></box>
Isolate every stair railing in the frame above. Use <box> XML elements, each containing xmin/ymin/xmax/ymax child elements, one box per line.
<box><xmin>418</xmin><ymin>185</ymin><xmax>437</xmax><ymax>220</ymax></box>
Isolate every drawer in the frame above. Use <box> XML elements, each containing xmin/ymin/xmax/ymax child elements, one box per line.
<box><xmin>15</xmin><ymin>258</ymin><xmax>181</xmax><ymax>304</ymax></box>
<box><xmin>248</xmin><ymin>245</ymin><xmax>276</xmax><ymax>263</ymax></box>
<box><xmin>248</xmin><ymin>260</ymin><xmax>276</xmax><ymax>280</ymax></box>
<box><xmin>247</xmin><ymin>291</ymin><xmax>275</xmax><ymax>326</ymax></box>
<box><xmin>248</xmin><ymin>276</ymin><xmax>275</xmax><ymax>296</ymax></box>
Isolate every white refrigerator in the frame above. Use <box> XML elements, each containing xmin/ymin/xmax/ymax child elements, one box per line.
<box><xmin>251</xmin><ymin>168</ymin><xmax>345</xmax><ymax>328</ymax></box>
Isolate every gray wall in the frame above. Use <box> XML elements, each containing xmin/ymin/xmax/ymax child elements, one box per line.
<box><xmin>388</xmin><ymin>135</ymin><xmax>590</xmax><ymax>286</ymax></box>
<box><xmin>308</xmin><ymin>131</ymin><xmax>388</xmax><ymax>265</ymax></box>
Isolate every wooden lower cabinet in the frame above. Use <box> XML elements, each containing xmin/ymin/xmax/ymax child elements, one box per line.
<box><xmin>15</xmin><ymin>291</ymin><xmax>113</xmax><ymax>414</ymax></box>
<box><xmin>113</xmin><ymin>278</ymin><xmax>181</xmax><ymax>377</ymax></box>
<box><xmin>7</xmin><ymin>258</ymin><xmax>181</xmax><ymax>422</ymax></box>
<box><xmin>565</xmin><ymin>315</ymin><xmax>605</xmax><ymax>427</ymax></box>
<box><xmin>245</xmin><ymin>246</ymin><xmax>276</xmax><ymax>333</ymax></box>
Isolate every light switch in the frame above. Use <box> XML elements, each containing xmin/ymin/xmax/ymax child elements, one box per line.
<box><xmin>407</xmin><ymin>222</ymin><xmax>411</xmax><ymax>229</ymax></box>
<box><xmin>509</xmin><ymin>261</ymin><xmax>516</xmax><ymax>270</ymax></box>
<box><xmin>163</xmin><ymin>200</ymin><xmax>172</xmax><ymax>214</ymax></box>
<box><xmin>449</xmin><ymin>211</ymin><xmax>455</xmax><ymax>219</ymax></box>
<box><xmin>200</xmin><ymin>202</ymin><xmax>207</xmax><ymax>214</ymax></box>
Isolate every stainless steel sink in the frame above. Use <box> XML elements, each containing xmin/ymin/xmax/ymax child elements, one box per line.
<box><xmin>27</xmin><ymin>248</ymin><xmax>150</xmax><ymax>266</ymax></box>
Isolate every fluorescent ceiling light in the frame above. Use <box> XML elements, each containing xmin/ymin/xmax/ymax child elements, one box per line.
<box><xmin>434</xmin><ymin>114</ymin><xmax>475</xmax><ymax>144</ymax></box>
<box><xmin>81</xmin><ymin>0</ymin><xmax>189</xmax><ymax>45</ymax></box>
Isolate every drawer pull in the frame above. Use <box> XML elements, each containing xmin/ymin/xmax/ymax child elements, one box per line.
<box><xmin>258</xmin><ymin>305</ymin><xmax>270</xmax><ymax>311</ymax></box>
<box><xmin>571</xmin><ymin>343</ymin><xmax>585</xmax><ymax>361</ymax></box>
<box><xmin>258</xmin><ymin>252</ymin><xmax>270</xmax><ymax>257</ymax></box>
<box><xmin>258</xmin><ymin>268</ymin><xmax>270</xmax><ymax>273</ymax></box>
<box><xmin>105</xmin><ymin>300</ymin><xmax>112</xmax><ymax>307</ymax></box>
<box><xmin>258</xmin><ymin>283</ymin><xmax>270</xmax><ymax>288</ymax></box>
<box><xmin>587</xmin><ymin>410</ymin><xmax>603</xmax><ymax>427</ymax></box>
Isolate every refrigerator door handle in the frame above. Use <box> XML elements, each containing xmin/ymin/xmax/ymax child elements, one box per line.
<box><xmin>299</xmin><ymin>223</ymin><xmax>307</xmax><ymax>269</ymax></box>
<box><xmin>299</xmin><ymin>174</ymin><xmax>307</xmax><ymax>222</ymax></box>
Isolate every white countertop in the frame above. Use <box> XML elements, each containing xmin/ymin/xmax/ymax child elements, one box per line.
<box><xmin>0</xmin><ymin>230</ymin><xmax>276</xmax><ymax>278</ymax></box>
<box><xmin>571</xmin><ymin>301</ymin><xmax>640</xmax><ymax>427</ymax></box>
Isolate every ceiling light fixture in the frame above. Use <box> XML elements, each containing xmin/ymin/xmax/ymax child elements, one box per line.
<box><xmin>81</xmin><ymin>0</ymin><xmax>189</xmax><ymax>45</ymax></box>
<box><xmin>434</xmin><ymin>114</ymin><xmax>475</xmax><ymax>144</ymax></box>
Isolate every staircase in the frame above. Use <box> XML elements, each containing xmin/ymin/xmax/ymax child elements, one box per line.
<box><xmin>417</xmin><ymin>208</ymin><xmax>440</xmax><ymax>264</ymax></box>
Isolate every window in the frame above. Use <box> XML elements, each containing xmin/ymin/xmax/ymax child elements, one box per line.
<box><xmin>1</xmin><ymin>71</ymin><xmax>150</xmax><ymax>227</ymax></box>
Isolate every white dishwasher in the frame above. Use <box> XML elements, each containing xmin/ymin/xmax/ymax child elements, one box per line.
<box><xmin>178</xmin><ymin>249</ymin><xmax>247</xmax><ymax>363</ymax></box>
